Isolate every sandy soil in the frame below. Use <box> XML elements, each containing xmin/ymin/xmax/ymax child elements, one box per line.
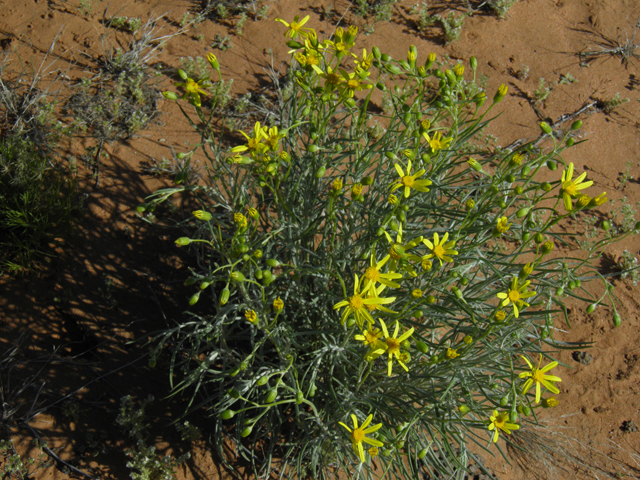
<box><xmin>1</xmin><ymin>0</ymin><xmax>639</xmax><ymax>479</ymax></box>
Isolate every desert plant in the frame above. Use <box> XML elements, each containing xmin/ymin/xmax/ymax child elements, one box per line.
<box><xmin>0</xmin><ymin>134</ymin><xmax>80</xmax><ymax>272</ymax></box>
<box><xmin>148</xmin><ymin>20</ymin><xmax>629</xmax><ymax>480</ymax></box>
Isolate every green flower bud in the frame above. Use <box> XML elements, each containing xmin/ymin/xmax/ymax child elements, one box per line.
<box><xmin>415</xmin><ymin>341</ymin><xmax>428</xmax><ymax>354</ymax></box>
<box><xmin>228</xmin><ymin>388</ymin><xmax>240</xmax><ymax>399</ymax></box>
<box><xmin>613</xmin><ymin>313</ymin><xmax>622</xmax><ymax>327</ymax></box>
<box><xmin>315</xmin><ymin>166</ymin><xmax>326</xmax><ymax>178</ymax></box>
<box><xmin>534</xmin><ymin>233</ymin><xmax>544</xmax><ymax>244</ymax></box>
<box><xmin>381</xmin><ymin>53</ymin><xmax>391</xmax><ymax>62</ymax></box>
<box><xmin>571</xmin><ymin>120</ymin><xmax>582</xmax><ymax>130</ymax></box>
<box><xmin>458</xmin><ymin>405</ymin><xmax>470</xmax><ymax>414</ymax></box>
<box><xmin>175</xmin><ymin>237</ymin><xmax>191</xmax><ymax>246</ymax></box>
<box><xmin>426</xmin><ymin>295</ymin><xmax>436</xmax><ymax>304</ymax></box>
<box><xmin>372</xmin><ymin>46</ymin><xmax>381</xmax><ymax>59</ymax></box>
<box><xmin>568</xmin><ymin>280</ymin><xmax>577</xmax><ymax>290</ymax></box>
<box><xmin>189</xmin><ymin>291</ymin><xmax>200</xmax><ymax>306</ymax></box>
<box><xmin>601</xmin><ymin>221</ymin><xmax>611</xmax><ymax>231</ymax></box>
<box><xmin>220</xmin><ymin>409</ymin><xmax>235</xmax><ymax>420</ymax></box>
<box><xmin>296</xmin><ymin>391</ymin><xmax>304</xmax><ymax>404</ymax></box>
<box><xmin>264</xmin><ymin>389</ymin><xmax>278</xmax><ymax>404</ymax></box>
<box><xmin>417</xmin><ymin>65</ymin><xmax>427</xmax><ymax>77</ymax></box>
<box><xmin>510</xmin><ymin>411</ymin><xmax>519</xmax><ymax>423</ymax></box>
<box><xmin>418</xmin><ymin>448</ymin><xmax>429</xmax><ymax>459</ymax></box>
<box><xmin>540</xmin><ymin>121</ymin><xmax>553</xmax><ymax>134</ymax></box>
<box><xmin>516</xmin><ymin>207</ymin><xmax>529</xmax><ymax>218</ymax></box>
<box><xmin>541</xmin><ymin>240</ymin><xmax>554</xmax><ymax>254</ymax></box>
<box><xmin>470</xmin><ymin>56</ymin><xmax>478</xmax><ymax>70</ymax></box>
<box><xmin>500</xmin><ymin>396</ymin><xmax>508</xmax><ymax>407</ymax></box>
<box><xmin>556</xmin><ymin>287</ymin><xmax>564</xmax><ymax>296</ymax></box>
<box><xmin>547</xmin><ymin>160</ymin><xmax>557</xmax><ymax>171</ymax></box>
<box><xmin>586</xmin><ymin>304</ymin><xmax>597</xmax><ymax>314</ymax></box>
<box><xmin>522</xmin><ymin>232</ymin><xmax>530</xmax><ymax>242</ymax></box>
<box><xmin>362</xmin><ymin>176</ymin><xmax>374</xmax><ymax>185</ymax></box>
<box><xmin>256</xmin><ymin>375</ymin><xmax>269</xmax><ymax>386</ymax></box>
<box><xmin>566</xmin><ymin>138</ymin><xmax>575</xmax><ymax>147</ymax></box>
<box><xmin>162</xmin><ymin>91</ymin><xmax>178</xmax><ymax>101</ymax></box>
<box><xmin>241</xmin><ymin>426</ymin><xmax>253</xmax><ymax>437</ymax></box>
<box><xmin>541</xmin><ymin>182</ymin><xmax>552</xmax><ymax>192</ymax></box>
<box><xmin>231</xmin><ymin>271</ymin><xmax>245</xmax><ymax>282</ymax></box>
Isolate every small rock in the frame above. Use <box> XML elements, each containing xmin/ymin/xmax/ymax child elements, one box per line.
<box><xmin>621</xmin><ymin>420</ymin><xmax>637</xmax><ymax>433</ymax></box>
<box><xmin>572</xmin><ymin>351</ymin><xmax>593</xmax><ymax>365</ymax></box>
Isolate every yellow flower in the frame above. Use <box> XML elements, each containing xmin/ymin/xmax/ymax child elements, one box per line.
<box><xmin>454</xmin><ymin>63</ymin><xmax>464</xmax><ymax>77</ymax></box>
<box><xmin>589</xmin><ymin>192</ymin><xmax>608</xmax><ymax>208</ymax></box>
<box><xmin>231</xmin><ymin>122</ymin><xmax>268</xmax><ymax>157</ymax></box>
<box><xmin>353</xmin><ymin>48</ymin><xmax>374</xmax><ymax>73</ymax></box>
<box><xmin>245</xmin><ymin>309</ymin><xmax>258</xmax><ymax>324</ymax></box>
<box><xmin>379</xmin><ymin>318</ymin><xmax>415</xmax><ymax>376</ymax></box>
<box><xmin>519</xmin><ymin>354</ymin><xmax>561</xmax><ymax>404</ymax></box>
<box><xmin>368</xmin><ymin>446</ymin><xmax>379</xmax><ymax>457</ymax></box>
<box><xmin>445</xmin><ymin>348</ymin><xmax>459</xmax><ymax>359</ymax></box>
<box><xmin>423</xmin><ymin>131</ymin><xmax>452</xmax><ymax>152</ymax></box>
<box><xmin>495</xmin><ymin>309</ymin><xmax>507</xmax><ymax>322</ymax></box>
<box><xmin>338</xmin><ymin>414</ymin><xmax>384</xmax><ymax>463</ymax></box>
<box><xmin>338</xmin><ymin>69</ymin><xmax>373</xmax><ymax>98</ymax></box>
<box><xmin>273</xmin><ymin>297</ymin><xmax>284</xmax><ymax>312</ymax></box>
<box><xmin>333</xmin><ymin>275</ymin><xmax>396</xmax><ymax>328</ymax></box>
<box><xmin>331</xmin><ymin>178</ymin><xmax>343</xmax><ymax>193</ymax></box>
<box><xmin>175</xmin><ymin>77</ymin><xmax>209</xmax><ymax>107</ymax></box>
<box><xmin>494</xmin><ymin>216</ymin><xmax>512</xmax><ymax>235</ymax></box>
<box><xmin>411</xmin><ymin>289</ymin><xmax>423</xmax><ymax>299</ymax></box>
<box><xmin>311</xmin><ymin>64</ymin><xmax>343</xmax><ymax>93</ymax></box>
<box><xmin>275</xmin><ymin>15</ymin><xmax>311</xmax><ymax>39</ymax></box>
<box><xmin>351</xmin><ymin>183</ymin><xmax>363</xmax><ymax>198</ymax></box>
<box><xmin>542</xmin><ymin>397</ymin><xmax>559</xmax><ymax>408</ymax></box>
<box><xmin>234</xmin><ymin>213</ymin><xmax>248</xmax><ymax>228</ymax></box>
<box><xmin>390</xmin><ymin>160</ymin><xmax>432</xmax><ymax>198</ymax></box>
<box><xmin>560</xmin><ymin>162</ymin><xmax>593</xmax><ymax>211</ymax></box>
<box><xmin>496</xmin><ymin>277</ymin><xmax>535</xmax><ymax>318</ymax></box>
<box><xmin>388</xmin><ymin>194</ymin><xmax>399</xmax><ymax>206</ymax></box>
<box><xmin>354</xmin><ymin>326</ymin><xmax>387</xmax><ymax>352</ymax></box>
<box><xmin>362</xmin><ymin>252</ymin><xmax>402</xmax><ymax>293</ymax></box>
<box><xmin>262</xmin><ymin>125</ymin><xmax>285</xmax><ymax>151</ymax></box>
<box><xmin>421</xmin><ymin>258</ymin><xmax>432</xmax><ymax>271</ymax></box>
<box><xmin>423</xmin><ymin>232</ymin><xmax>458</xmax><ymax>266</ymax></box>
<box><xmin>382</xmin><ymin>225</ymin><xmax>423</xmax><ymax>275</ymax></box>
<box><xmin>488</xmin><ymin>410</ymin><xmax>519</xmax><ymax>443</ymax></box>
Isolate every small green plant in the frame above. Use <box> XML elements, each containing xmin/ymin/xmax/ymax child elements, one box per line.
<box><xmin>516</xmin><ymin>64</ymin><xmax>530</xmax><ymax>80</ymax></box>
<box><xmin>533</xmin><ymin>77</ymin><xmax>552</xmax><ymax>103</ymax></box>
<box><xmin>107</xmin><ymin>16</ymin><xmax>143</xmax><ymax>33</ymax></box>
<box><xmin>234</xmin><ymin>13</ymin><xmax>248</xmax><ymax>36</ymax></box>
<box><xmin>618</xmin><ymin>250</ymin><xmax>639</xmax><ymax>285</ymax></box>
<box><xmin>597</xmin><ymin>92</ymin><xmax>630</xmax><ymax>114</ymax></box>
<box><xmin>619</xmin><ymin>160</ymin><xmax>633</xmax><ymax>187</ymax></box>
<box><xmin>117</xmin><ymin>396</ymin><xmax>190</xmax><ymax>480</ymax></box>
<box><xmin>434</xmin><ymin>11</ymin><xmax>467</xmax><ymax>43</ymax></box>
<box><xmin>558</xmin><ymin>73</ymin><xmax>577</xmax><ymax>85</ymax></box>
<box><xmin>211</xmin><ymin>34</ymin><xmax>232</xmax><ymax>51</ymax></box>
<box><xmin>355</xmin><ymin>0</ymin><xmax>398</xmax><ymax>22</ymax></box>
<box><xmin>78</xmin><ymin>0</ymin><xmax>91</xmax><ymax>15</ymax></box>
<box><xmin>0</xmin><ymin>439</ymin><xmax>49</xmax><ymax>479</ymax></box>
<box><xmin>485</xmin><ymin>0</ymin><xmax>518</xmax><ymax>17</ymax></box>
<box><xmin>150</xmin><ymin>20</ymin><xmax>632</xmax><ymax>480</ymax></box>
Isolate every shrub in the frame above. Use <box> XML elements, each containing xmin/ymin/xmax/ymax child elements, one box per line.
<box><xmin>149</xmin><ymin>21</ymin><xmax>627</xmax><ymax>479</ymax></box>
<box><xmin>0</xmin><ymin>134</ymin><xmax>80</xmax><ymax>272</ymax></box>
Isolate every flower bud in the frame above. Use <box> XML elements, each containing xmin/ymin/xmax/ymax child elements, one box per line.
<box><xmin>207</xmin><ymin>52</ymin><xmax>219</xmax><ymax>70</ymax></box>
<box><xmin>470</xmin><ymin>56</ymin><xmax>477</xmax><ymax>70</ymax></box>
<box><xmin>417</xmin><ymin>65</ymin><xmax>427</xmax><ymax>77</ymax></box>
<box><xmin>315</xmin><ymin>166</ymin><xmax>326</xmax><ymax>177</ymax></box>
<box><xmin>542</xmin><ymin>397</ymin><xmax>559</xmax><ymax>408</ymax></box>
<box><xmin>177</xmin><ymin>69</ymin><xmax>188</xmax><ymax>80</ymax></box>
<box><xmin>458</xmin><ymin>405</ymin><xmax>470</xmax><ymax>414</ymax></box>
<box><xmin>493</xmin><ymin>84</ymin><xmax>508</xmax><ymax>103</ymax></box>
<box><xmin>296</xmin><ymin>391</ymin><xmax>304</xmax><ymax>404</ymax></box>
<box><xmin>362</xmin><ymin>176</ymin><xmax>374</xmax><ymax>185</ymax></box>
<box><xmin>162</xmin><ymin>91</ymin><xmax>178</xmax><ymax>101</ymax></box>
<box><xmin>241</xmin><ymin>426</ymin><xmax>253</xmax><ymax>437</ymax></box>
<box><xmin>571</xmin><ymin>120</ymin><xmax>582</xmax><ymax>130</ymax></box>
<box><xmin>231</xmin><ymin>271</ymin><xmax>245</xmax><ymax>282</ymax></box>
<box><xmin>516</xmin><ymin>207</ymin><xmax>529</xmax><ymax>218</ymax></box>
<box><xmin>613</xmin><ymin>313</ymin><xmax>622</xmax><ymax>327</ymax></box>
<box><xmin>473</xmin><ymin>92</ymin><xmax>486</xmax><ymax>107</ymax></box>
<box><xmin>175</xmin><ymin>237</ymin><xmax>191</xmax><ymax>246</ymax></box>
<box><xmin>372</xmin><ymin>46</ymin><xmax>381</xmax><ymax>59</ymax></box>
<box><xmin>227</xmin><ymin>388</ymin><xmax>240</xmax><ymax>399</ymax></box>
<box><xmin>541</xmin><ymin>240</ymin><xmax>554</xmax><ymax>254</ymax></box>
<box><xmin>415</xmin><ymin>341</ymin><xmax>428</xmax><ymax>354</ymax></box>
<box><xmin>418</xmin><ymin>448</ymin><xmax>429</xmax><ymax>459</ymax></box>
<box><xmin>220</xmin><ymin>409</ymin><xmax>235</xmax><ymax>420</ymax></box>
<box><xmin>220</xmin><ymin>288</ymin><xmax>230</xmax><ymax>305</ymax></box>
<box><xmin>540</xmin><ymin>121</ymin><xmax>553</xmax><ymax>135</ymax></box>
<box><xmin>586</xmin><ymin>303</ymin><xmax>597</xmax><ymax>314</ymax></box>
<box><xmin>193</xmin><ymin>210</ymin><xmax>212</xmax><ymax>221</ymax></box>
<box><xmin>425</xmin><ymin>52</ymin><xmax>436</xmax><ymax>69</ymax></box>
<box><xmin>264</xmin><ymin>389</ymin><xmax>278</xmax><ymax>403</ymax></box>
<box><xmin>467</xmin><ymin>158</ymin><xmax>482</xmax><ymax>171</ymax></box>
<box><xmin>189</xmin><ymin>291</ymin><xmax>200</xmax><ymax>306</ymax></box>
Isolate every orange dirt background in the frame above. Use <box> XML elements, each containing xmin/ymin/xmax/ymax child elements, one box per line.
<box><xmin>1</xmin><ymin>0</ymin><xmax>639</xmax><ymax>479</ymax></box>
